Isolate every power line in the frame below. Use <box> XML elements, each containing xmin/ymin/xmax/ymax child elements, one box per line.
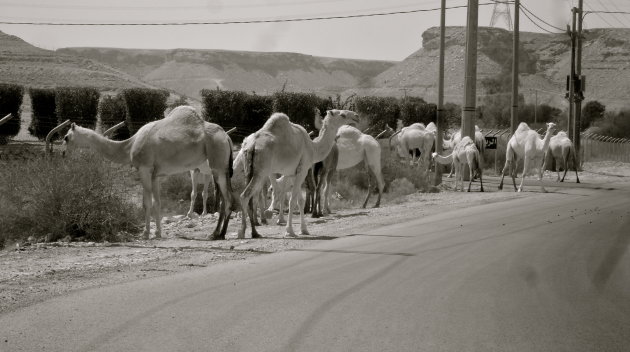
<box><xmin>594</xmin><ymin>0</ymin><xmax>627</xmax><ymax>27</ymax></box>
<box><xmin>519</xmin><ymin>3</ymin><xmax>565</xmax><ymax>32</ymax></box>
<box><xmin>0</xmin><ymin>3</ymin><xmax>502</xmax><ymax>26</ymax></box>
<box><xmin>584</xmin><ymin>2</ymin><xmax>616</xmax><ymax>27</ymax></box>
<box><xmin>519</xmin><ymin>6</ymin><xmax>563</xmax><ymax>34</ymax></box>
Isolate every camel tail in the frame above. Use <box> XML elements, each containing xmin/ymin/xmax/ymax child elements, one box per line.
<box><xmin>244</xmin><ymin>144</ymin><xmax>256</xmax><ymax>182</ymax></box>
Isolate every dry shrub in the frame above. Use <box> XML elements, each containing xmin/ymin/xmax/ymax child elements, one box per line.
<box><xmin>0</xmin><ymin>152</ymin><xmax>141</xmax><ymax>245</ymax></box>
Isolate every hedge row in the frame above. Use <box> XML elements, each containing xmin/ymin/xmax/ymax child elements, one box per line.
<box><xmin>121</xmin><ymin>88</ymin><xmax>169</xmax><ymax>134</ymax></box>
<box><xmin>0</xmin><ymin>83</ymin><xmax>24</xmax><ymax>144</ymax></box>
<box><xmin>55</xmin><ymin>87</ymin><xmax>100</xmax><ymax>130</ymax></box>
<box><xmin>354</xmin><ymin>96</ymin><xmax>437</xmax><ymax>132</ymax></box>
<box><xmin>28</xmin><ymin>88</ymin><xmax>57</xmax><ymax>140</ymax></box>
<box><xmin>201</xmin><ymin>89</ymin><xmax>335</xmax><ymax>142</ymax></box>
<box><xmin>99</xmin><ymin>94</ymin><xmax>131</xmax><ymax>140</ymax></box>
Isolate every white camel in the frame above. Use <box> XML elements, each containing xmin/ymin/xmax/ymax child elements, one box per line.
<box><xmin>389</xmin><ymin>122</ymin><xmax>436</xmax><ymax>173</ymax></box>
<box><xmin>186</xmin><ymin>127</ymin><xmax>237</xmax><ymax>218</ymax></box>
<box><xmin>238</xmin><ymin>109</ymin><xmax>358</xmax><ymax>238</ymax></box>
<box><xmin>543</xmin><ymin>131</ymin><xmax>581</xmax><ymax>183</ymax></box>
<box><xmin>498</xmin><ymin>122</ymin><xmax>557</xmax><ymax>193</ymax></box>
<box><xmin>326</xmin><ymin>124</ymin><xmax>385</xmax><ymax>211</ymax></box>
<box><xmin>62</xmin><ymin>106</ymin><xmax>235</xmax><ymax>240</ymax></box>
<box><xmin>432</xmin><ymin>136</ymin><xmax>484</xmax><ymax>192</ymax></box>
<box><xmin>442</xmin><ymin>125</ymin><xmax>485</xmax><ymax>178</ymax></box>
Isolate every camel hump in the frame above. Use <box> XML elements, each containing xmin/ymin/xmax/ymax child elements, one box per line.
<box><xmin>262</xmin><ymin>113</ymin><xmax>291</xmax><ymax>130</ymax></box>
<box><xmin>425</xmin><ymin>122</ymin><xmax>437</xmax><ymax>133</ymax></box>
<box><xmin>336</xmin><ymin>125</ymin><xmax>362</xmax><ymax>140</ymax></box>
<box><xmin>516</xmin><ymin>122</ymin><xmax>530</xmax><ymax>132</ymax></box>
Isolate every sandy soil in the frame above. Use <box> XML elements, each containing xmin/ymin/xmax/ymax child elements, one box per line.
<box><xmin>1</xmin><ymin>161</ymin><xmax>628</xmax><ymax>315</ymax></box>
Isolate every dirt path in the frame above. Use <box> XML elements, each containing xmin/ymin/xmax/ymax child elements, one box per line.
<box><xmin>1</xmin><ymin>161</ymin><xmax>628</xmax><ymax>315</ymax></box>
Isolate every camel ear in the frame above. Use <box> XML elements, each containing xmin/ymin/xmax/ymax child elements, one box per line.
<box><xmin>71</xmin><ymin>122</ymin><xmax>76</xmax><ymax>130</ymax></box>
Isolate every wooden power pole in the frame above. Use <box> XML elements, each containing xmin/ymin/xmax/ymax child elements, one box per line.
<box><xmin>511</xmin><ymin>0</ymin><xmax>520</xmax><ymax>134</ymax></box>
<box><xmin>434</xmin><ymin>0</ymin><xmax>446</xmax><ymax>186</ymax></box>
<box><xmin>567</xmin><ymin>9</ymin><xmax>577</xmax><ymax>142</ymax></box>
<box><xmin>461</xmin><ymin>0</ymin><xmax>478</xmax><ymax>140</ymax></box>
<box><xmin>574</xmin><ymin>0</ymin><xmax>584</xmax><ymax>167</ymax></box>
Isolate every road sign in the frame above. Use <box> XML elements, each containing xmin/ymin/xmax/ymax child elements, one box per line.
<box><xmin>485</xmin><ymin>136</ymin><xmax>498</xmax><ymax>149</ymax></box>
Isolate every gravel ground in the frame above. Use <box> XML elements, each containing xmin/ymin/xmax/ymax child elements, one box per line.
<box><xmin>1</xmin><ymin>161</ymin><xmax>628</xmax><ymax>315</ymax></box>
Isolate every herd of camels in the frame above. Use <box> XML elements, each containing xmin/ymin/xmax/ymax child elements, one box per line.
<box><xmin>61</xmin><ymin>105</ymin><xmax>580</xmax><ymax>240</ymax></box>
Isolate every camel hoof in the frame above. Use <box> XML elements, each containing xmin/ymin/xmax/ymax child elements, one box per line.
<box><xmin>276</xmin><ymin>220</ymin><xmax>286</xmax><ymax>226</ymax></box>
<box><xmin>284</xmin><ymin>232</ymin><xmax>297</xmax><ymax>238</ymax></box>
<box><xmin>208</xmin><ymin>234</ymin><xmax>225</xmax><ymax>241</ymax></box>
<box><xmin>252</xmin><ymin>232</ymin><xmax>262</xmax><ymax>239</ymax></box>
<box><xmin>301</xmin><ymin>230</ymin><xmax>311</xmax><ymax>236</ymax></box>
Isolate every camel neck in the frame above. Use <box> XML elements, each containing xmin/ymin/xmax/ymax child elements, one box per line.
<box><xmin>77</xmin><ymin>128</ymin><xmax>132</xmax><ymax>165</ymax></box>
<box><xmin>312</xmin><ymin>123</ymin><xmax>338</xmax><ymax>163</ymax></box>
<box><xmin>540</xmin><ymin>129</ymin><xmax>554</xmax><ymax>152</ymax></box>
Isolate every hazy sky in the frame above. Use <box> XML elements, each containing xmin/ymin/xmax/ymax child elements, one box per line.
<box><xmin>0</xmin><ymin>0</ymin><xmax>629</xmax><ymax>61</ymax></box>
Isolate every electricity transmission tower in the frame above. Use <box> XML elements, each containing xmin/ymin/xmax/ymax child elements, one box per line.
<box><xmin>489</xmin><ymin>2</ymin><xmax>513</xmax><ymax>30</ymax></box>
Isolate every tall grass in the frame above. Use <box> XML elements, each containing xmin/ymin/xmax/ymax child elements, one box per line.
<box><xmin>0</xmin><ymin>152</ymin><xmax>141</xmax><ymax>247</ymax></box>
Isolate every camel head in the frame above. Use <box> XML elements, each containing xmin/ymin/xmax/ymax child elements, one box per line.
<box><xmin>61</xmin><ymin>122</ymin><xmax>83</xmax><ymax>156</ymax></box>
<box><xmin>322</xmin><ymin>109</ymin><xmax>359</xmax><ymax>130</ymax></box>
<box><xmin>546</xmin><ymin>122</ymin><xmax>557</xmax><ymax>133</ymax></box>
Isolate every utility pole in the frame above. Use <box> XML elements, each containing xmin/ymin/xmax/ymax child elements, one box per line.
<box><xmin>511</xmin><ymin>0</ymin><xmax>520</xmax><ymax>134</ymax></box>
<box><xmin>434</xmin><ymin>0</ymin><xmax>446</xmax><ymax>186</ymax></box>
<box><xmin>461</xmin><ymin>0</ymin><xmax>478</xmax><ymax>140</ymax></box>
<box><xmin>567</xmin><ymin>9</ymin><xmax>577</xmax><ymax>141</ymax></box>
<box><xmin>574</xmin><ymin>0</ymin><xmax>584</xmax><ymax>167</ymax></box>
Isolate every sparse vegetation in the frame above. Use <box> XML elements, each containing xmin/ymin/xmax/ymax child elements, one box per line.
<box><xmin>0</xmin><ymin>152</ymin><xmax>141</xmax><ymax>246</ymax></box>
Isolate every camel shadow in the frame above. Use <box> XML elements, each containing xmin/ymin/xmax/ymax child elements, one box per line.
<box><xmin>332</xmin><ymin>211</ymin><xmax>370</xmax><ymax>219</ymax></box>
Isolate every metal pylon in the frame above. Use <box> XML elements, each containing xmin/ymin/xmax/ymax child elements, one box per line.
<box><xmin>489</xmin><ymin>2</ymin><xmax>513</xmax><ymax>31</ymax></box>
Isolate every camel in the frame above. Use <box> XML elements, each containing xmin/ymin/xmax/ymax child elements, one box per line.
<box><xmin>326</xmin><ymin>124</ymin><xmax>385</xmax><ymax>210</ymax></box>
<box><xmin>238</xmin><ymin>109</ymin><xmax>358</xmax><ymax>238</ymax></box>
<box><xmin>389</xmin><ymin>122</ymin><xmax>436</xmax><ymax>173</ymax></box>
<box><xmin>62</xmin><ymin>106</ymin><xmax>235</xmax><ymax>240</ymax></box>
<box><xmin>442</xmin><ymin>126</ymin><xmax>485</xmax><ymax>178</ymax></box>
<box><xmin>432</xmin><ymin>136</ymin><xmax>484</xmax><ymax>192</ymax></box>
<box><xmin>186</xmin><ymin>128</ymin><xmax>237</xmax><ymax>219</ymax></box>
<box><xmin>544</xmin><ymin>131</ymin><xmax>581</xmax><ymax>183</ymax></box>
<box><xmin>498</xmin><ymin>122</ymin><xmax>557</xmax><ymax>193</ymax></box>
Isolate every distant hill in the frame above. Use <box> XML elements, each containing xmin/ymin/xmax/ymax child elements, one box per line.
<box><xmin>57</xmin><ymin>47</ymin><xmax>396</xmax><ymax>101</ymax></box>
<box><xmin>346</xmin><ymin>26</ymin><xmax>630</xmax><ymax>110</ymax></box>
<box><xmin>0</xmin><ymin>31</ymin><xmax>156</xmax><ymax>90</ymax></box>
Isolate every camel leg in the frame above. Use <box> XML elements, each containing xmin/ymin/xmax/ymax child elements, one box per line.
<box><xmin>239</xmin><ymin>176</ymin><xmax>263</xmax><ymax>239</ymax></box>
<box><xmin>323</xmin><ymin>171</ymin><xmax>334</xmax><ymax>215</ymax></box>
<box><xmin>467</xmin><ymin>159</ymin><xmax>474</xmax><ymax>192</ymax></box>
<box><xmin>286</xmin><ymin>170</ymin><xmax>309</xmax><ymax>237</ymax></box>
<box><xmin>478</xmin><ymin>168</ymin><xmax>484</xmax><ymax>192</ymax></box>
<box><xmin>151</xmin><ymin>174</ymin><xmax>162</xmax><ymax>239</ymax></box>
<box><xmin>210</xmin><ymin>172</ymin><xmax>234</xmax><ymax>240</ymax></box>
<box><xmin>362</xmin><ymin>161</ymin><xmax>372</xmax><ymax>209</ymax></box>
<box><xmin>187</xmin><ymin>170</ymin><xmax>199</xmax><ymax>218</ymax></box>
<box><xmin>138</xmin><ymin>170</ymin><xmax>153</xmax><ymax>239</ymax></box>
<box><xmin>367</xmin><ymin>150</ymin><xmax>384</xmax><ymax>208</ymax></box>
<box><xmin>200</xmin><ymin>173</ymin><xmax>210</xmax><ymax>216</ymax></box>
<box><xmin>572</xmin><ymin>149</ymin><xmax>580</xmax><ymax>183</ymax></box>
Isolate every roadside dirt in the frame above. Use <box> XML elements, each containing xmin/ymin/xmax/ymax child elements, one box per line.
<box><xmin>1</xmin><ymin>161</ymin><xmax>628</xmax><ymax>315</ymax></box>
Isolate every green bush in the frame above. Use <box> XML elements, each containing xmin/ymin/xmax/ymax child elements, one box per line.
<box><xmin>122</xmin><ymin>88</ymin><xmax>168</xmax><ymax>134</ymax></box>
<box><xmin>400</xmin><ymin>97</ymin><xmax>437</xmax><ymax>126</ymax></box>
<box><xmin>28</xmin><ymin>88</ymin><xmax>57</xmax><ymax>140</ymax></box>
<box><xmin>354</xmin><ymin>96</ymin><xmax>401</xmax><ymax>131</ymax></box>
<box><xmin>99</xmin><ymin>94</ymin><xmax>130</xmax><ymax>140</ymax></box>
<box><xmin>55</xmin><ymin>87</ymin><xmax>100</xmax><ymax>129</ymax></box>
<box><xmin>201</xmin><ymin>89</ymin><xmax>248</xmax><ymax>125</ymax></box>
<box><xmin>0</xmin><ymin>83</ymin><xmax>24</xmax><ymax>144</ymax></box>
<box><xmin>272</xmin><ymin>92</ymin><xmax>330</xmax><ymax>132</ymax></box>
<box><xmin>0</xmin><ymin>153</ymin><xmax>141</xmax><ymax>244</ymax></box>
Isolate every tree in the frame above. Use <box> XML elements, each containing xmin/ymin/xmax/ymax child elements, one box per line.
<box><xmin>581</xmin><ymin>100</ymin><xmax>605</xmax><ymax>130</ymax></box>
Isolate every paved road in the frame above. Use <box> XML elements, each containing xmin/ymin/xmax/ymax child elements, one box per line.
<box><xmin>2</xmin><ymin>179</ymin><xmax>629</xmax><ymax>352</ymax></box>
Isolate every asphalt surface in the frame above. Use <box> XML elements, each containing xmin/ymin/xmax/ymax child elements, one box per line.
<box><xmin>2</xmin><ymin>178</ymin><xmax>629</xmax><ymax>352</ymax></box>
